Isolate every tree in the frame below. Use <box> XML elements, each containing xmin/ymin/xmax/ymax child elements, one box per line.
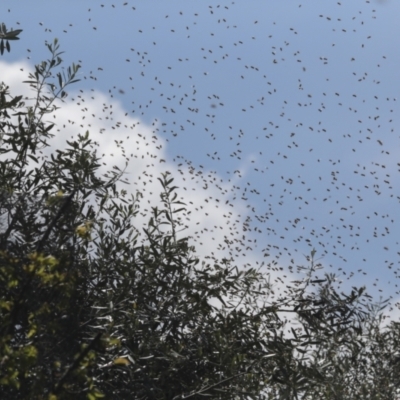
<box><xmin>1</xmin><ymin>35</ymin><xmax>399</xmax><ymax>400</ymax></box>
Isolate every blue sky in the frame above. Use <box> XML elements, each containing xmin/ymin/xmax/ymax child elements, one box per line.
<box><xmin>2</xmin><ymin>0</ymin><xmax>400</xmax><ymax>309</ymax></box>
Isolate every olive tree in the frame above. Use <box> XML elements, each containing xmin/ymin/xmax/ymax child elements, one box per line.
<box><xmin>1</xmin><ymin>35</ymin><xmax>398</xmax><ymax>400</ymax></box>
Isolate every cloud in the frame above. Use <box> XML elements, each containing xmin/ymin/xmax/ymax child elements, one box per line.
<box><xmin>0</xmin><ymin>60</ymin><xmax>275</xmax><ymax>271</ymax></box>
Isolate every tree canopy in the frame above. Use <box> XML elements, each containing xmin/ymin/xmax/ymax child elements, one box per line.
<box><xmin>1</xmin><ymin>25</ymin><xmax>400</xmax><ymax>400</ymax></box>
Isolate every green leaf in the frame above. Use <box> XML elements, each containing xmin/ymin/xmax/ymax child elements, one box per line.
<box><xmin>2</xmin><ymin>29</ymin><xmax>23</xmax><ymax>39</ymax></box>
<box><xmin>57</xmin><ymin>72</ymin><xmax>63</xmax><ymax>88</ymax></box>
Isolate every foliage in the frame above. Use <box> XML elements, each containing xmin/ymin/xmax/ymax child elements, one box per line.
<box><xmin>0</xmin><ymin>23</ymin><xmax>22</xmax><ymax>55</ymax></box>
<box><xmin>0</xmin><ymin>38</ymin><xmax>116</xmax><ymax>399</ymax></box>
<box><xmin>1</xmin><ymin>37</ymin><xmax>400</xmax><ymax>400</ymax></box>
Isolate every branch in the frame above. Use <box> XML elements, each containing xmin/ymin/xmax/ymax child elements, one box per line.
<box><xmin>53</xmin><ymin>331</ymin><xmax>102</xmax><ymax>395</ymax></box>
<box><xmin>6</xmin><ymin>190</ymin><xmax>76</xmax><ymax>336</ymax></box>
<box><xmin>174</xmin><ymin>356</ymin><xmax>274</xmax><ymax>400</ymax></box>
<box><xmin>36</xmin><ymin>189</ymin><xmax>76</xmax><ymax>252</ymax></box>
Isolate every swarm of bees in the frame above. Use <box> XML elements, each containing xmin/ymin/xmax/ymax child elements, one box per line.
<box><xmin>3</xmin><ymin>0</ymin><xmax>399</xmax><ymax>306</ymax></box>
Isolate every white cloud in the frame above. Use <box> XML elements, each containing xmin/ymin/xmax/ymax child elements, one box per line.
<box><xmin>0</xmin><ymin>60</ymin><xmax>278</xmax><ymax>271</ymax></box>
